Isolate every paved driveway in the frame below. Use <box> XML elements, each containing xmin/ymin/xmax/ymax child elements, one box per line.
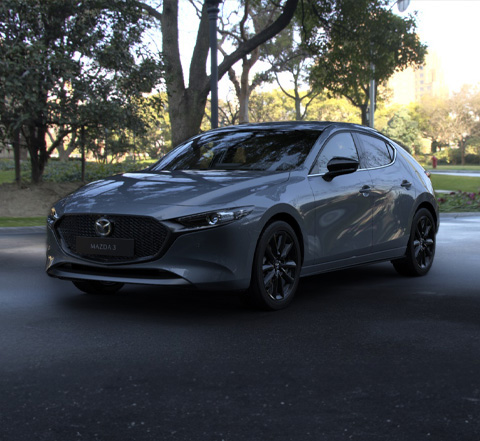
<box><xmin>0</xmin><ymin>215</ymin><xmax>479</xmax><ymax>441</ymax></box>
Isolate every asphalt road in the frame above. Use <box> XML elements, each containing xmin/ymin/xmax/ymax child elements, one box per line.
<box><xmin>0</xmin><ymin>216</ymin><xmax>479</xmax><ymax>441</ymax></box>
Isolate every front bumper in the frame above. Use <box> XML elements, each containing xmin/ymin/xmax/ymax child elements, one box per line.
<box><xmin>46</xmin><ymin>217</ymin><xmax>259</xmax><ymax>291</ymax></box>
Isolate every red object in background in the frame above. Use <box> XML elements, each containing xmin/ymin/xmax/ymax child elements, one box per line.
<box><xmin>432</xmin><ymin>155</ymin><xmax>438</xmax><ymax>169</ymax></box>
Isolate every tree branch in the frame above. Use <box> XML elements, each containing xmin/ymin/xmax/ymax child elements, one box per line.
<box><xmin>136</xmin><ymin>1</ymin><xmax>162</xmax><ymax>21</ymax></box>
<box><xmin>274</xmin><ymin>72</ymin><xmax>295</xmax><ymax>100</ymax></box>
<box><xmin>214</xmin><ymin>0</ymin><xmax>299</xmax><ymax>94</ymax></box>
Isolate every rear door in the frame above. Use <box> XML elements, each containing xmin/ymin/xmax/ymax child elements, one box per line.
<box><xmin>354</xmin><ymin>133</ymin><xmax>416</xmax><ymax>252</ymax></box>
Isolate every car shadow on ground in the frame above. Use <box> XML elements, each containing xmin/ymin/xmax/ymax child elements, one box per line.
<box><xmin>56</xmin><ymin>262</ymin><xmax>407</xmax><ymax>319</ymax></box>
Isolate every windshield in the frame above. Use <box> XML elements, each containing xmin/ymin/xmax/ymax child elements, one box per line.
<box><xmin>151</xmin><ymin>129</ymin><xmax>322</xmax><ymax>172</ymax></box>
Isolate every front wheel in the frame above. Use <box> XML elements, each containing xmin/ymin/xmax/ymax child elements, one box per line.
<box><xmin>247</xmin><ymin>221</ymin><xmax>301</xmax><ymax>310</ymax></box>
<box><xmin>73</xmin><ymin>280</ymin><xmax>124</xmax><ymax>295</ymax></box>
<box><xmin>392</xmin><ymin>208</ymin><xmax>436</xmax><ymax>277</ymax></box>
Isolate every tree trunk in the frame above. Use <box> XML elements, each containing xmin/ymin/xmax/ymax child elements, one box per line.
<box><xmin>238</xmin><ymin>63</ymin><xmax>252</xmax><ymax>124</ymax></box>
<box><xmin>80</xmin><ymin>126</ymin><xmax>86</xmax><ymax>182</ymax></box>
<box><xmin>56</xmin><ymin>130</ymin><xmax>77</xmax><ymax>161</ymax></box>
<box><xmin>361</xmin><ymin>105</ymin><xmax>369</xmax><ymax>126</ymax></box>
<box><xmin>26</xmin><ymin>123</ymin><xmax>48</xmax><ymax>184</ymax></box>
<box><xmin>238</xmin><ymin>89</ymin><xmax>249</xmax><ymax>124</ymax></box>
<box><xmin>460</xmin><ymin>139</ymin><xmax>466</xmax><ymax>166</ymax></box>
<box><xmin>156</xmin><ymin>0</ymin><xmax>299</xmax><ymax>147</ymax></box>
<box><xmin>169</xmin><ymin>89</ymin><xmax>208</xmax><ymax>148</ymax></box>
<box><xmin>13</xmin><ymin>127</ymin><xmax>21</xmax><ymax>187</ymax></box>
<box><xmin>294</xmin><ymin>87</ymin><xmax>302</xmax><ymax>121</ymax></box>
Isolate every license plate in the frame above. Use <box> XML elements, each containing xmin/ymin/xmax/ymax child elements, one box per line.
<box><xmin>76</xmin><ymin>237</ymin><xmax>134</xmax><ymax>257</ymax></box>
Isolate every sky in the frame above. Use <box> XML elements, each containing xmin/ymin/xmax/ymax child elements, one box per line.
<box><xmin>408</xmin><ymin>0</ymin><xmax>480</xmax><ymax>92</ymax></box>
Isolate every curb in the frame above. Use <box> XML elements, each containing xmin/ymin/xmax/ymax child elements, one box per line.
<box><xmin>439</xmin><ymin>212</ymin><xmax>480</xmax><ymax>219</ymax></box>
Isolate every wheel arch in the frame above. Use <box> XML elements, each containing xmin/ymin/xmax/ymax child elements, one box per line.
<box><xmin>259</xmin><ymin>211</ymin><xmax>305</xmax><ymax>265</ymax></box>
<box><xmin>416</xmin><ymin>201</ymin><xmax>438</xmax><ymax>227</ymax></box>
<box><xmin>413</xmin><ymin>193</ymin><xmax>440</xmax><ymax>233</ymax></box>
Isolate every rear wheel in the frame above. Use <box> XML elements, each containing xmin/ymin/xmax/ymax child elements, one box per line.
<box><xmin>248</xmin><ymin>221</ymin><xmax>301</xmax><ymax>310</ymax></box>
<box><xmin>73</xmin><ymin>280</ymin><xmax>124</xmax><ymax>295</ymax></box>
<box><xmin>392</xmin><ymin>208</ymin><xmax>436</xmax><ymax>276</ymax></box>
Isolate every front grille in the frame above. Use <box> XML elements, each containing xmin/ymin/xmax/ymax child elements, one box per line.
<box><xmin>55</xmin><ymin>214</ymin><xmax>170</xmax><ymax>263</ymax></box>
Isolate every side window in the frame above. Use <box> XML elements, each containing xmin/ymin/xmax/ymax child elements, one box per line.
<box><xmin>311</xmin><ymin>132</ymin><xmax>359</xmax><ymax>175</ymax></box>
<box><xmin>386</xmin><ymin>143</ymin><xmax>395</xmax><ymax>162</ymax></box>
<box><xmin>357</xmin><ymin>134</ymin><xmax>395</xmax><ymax>168</ymax></box>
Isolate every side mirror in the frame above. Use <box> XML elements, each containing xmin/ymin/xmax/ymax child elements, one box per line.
<box><xmin>323</xmin><ymin>157</ymin><xmax>360</xmax><ymax>182</ymax></box>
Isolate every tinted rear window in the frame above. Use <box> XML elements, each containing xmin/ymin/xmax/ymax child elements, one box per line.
<box><xmin>357</xmin><ymin>134</ymin><xmax>395</xmax><ymax>168</ymax></box>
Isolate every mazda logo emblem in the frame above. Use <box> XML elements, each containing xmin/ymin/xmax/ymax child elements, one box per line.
<box><xmin>95</xmin><ymin>217</ymin><xmax>112</xmax><ymax>237</ymax></box>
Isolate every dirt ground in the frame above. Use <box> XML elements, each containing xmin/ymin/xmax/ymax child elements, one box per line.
<box><xmin>0</xmin><ymin>182</ymin><xmax>83</xmax><ymax>217</ymax></box>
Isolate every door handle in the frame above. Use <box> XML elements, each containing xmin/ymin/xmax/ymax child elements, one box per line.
<box><xmin>359</xmin><ymin>185</ymin><xmax>371</xmax><ymax>197</ymax></box>
<box><xmin>401</xmin><ymin>180</ymin><xmax>412</xmax><ymax>189</ymax></box>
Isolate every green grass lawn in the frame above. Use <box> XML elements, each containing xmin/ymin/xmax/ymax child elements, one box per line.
<box><xmin>430</xmin><ymin>174</ymin><xmax>480</xmax><ymax>193</ymax></box>
<box><xmin>429</xmin><ymin>165</ymin><xmax>480</xmax><ymax>172</ymax></box>
<box><xmin>0</xmin><ymin>170</ymin><xmax>15</xmax><ymax>184</ymax></box>
<box><xmin>0</xmin><ymin>217</ymin><xmax>46</xmax><ymax>227</ymax></box>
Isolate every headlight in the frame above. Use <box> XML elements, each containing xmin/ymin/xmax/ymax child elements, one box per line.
<box><xmin>47</xmin><ymin>207</ymin><xmax>59</xmax><ymax>227</ymax></box>
<box><xmin>176</xmin><ymin>207</ymin><xmax>253</xmax><ymax>229</ymax></box>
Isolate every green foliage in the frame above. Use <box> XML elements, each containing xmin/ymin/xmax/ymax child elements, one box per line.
<box><xmin>382</xmin><ymin>108</ymin><xmax>422</xmax><ymax>153</ymax></box>
<box><xmin>305</xmin><ymin>0</ymin><xmax>426</xmax><ymax>124</ymax></box>
<box><xmin>306</xmin><ymin>94</ymin><xmax>361</xmax><ymax>123</ymax></box>
<box><xmin>0</xmin><ymin>0</ymin><xmax>163</xmax><ymax>182</ymax></box>
<box><xmin>436</xmin><ymin>192</ymin><xmax>480</xmax><ymax>212</ymax></box>
<box><xmin>32</xmin><ymin>160</ymin><xmax>156</xmax><ymax>183</ymax></box>
<box><xmin>0</xmin><ymin>159</ymin><xmax>30</xmax><ymax>172</ymax></box>
<box><xmin>249</xmin><ymin>89</ymin><xmax>297</xmax><ymax>122</ymax></box>
<box><xmin>429</xmin><ymin>149</ymin><xmax>480</xmax><ymax>166</ymax></box>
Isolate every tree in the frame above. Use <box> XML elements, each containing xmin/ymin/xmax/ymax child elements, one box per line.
<box><xmin>382</xmin><ymin>107</ymin><xmax>422</xmax><ymax>154</ymax></box>
<box><xmin>249</xmin><ymin>89</ymin><xmax>296</xmax><ymax>122</ymax></box>
<box><xmin>139</xmin><ymin>0</ymin><xmax>299</xmax><ymax>147</ymax></box>
<box><xmin>447</xmin><ymin>85</ymin><xmax>480</xmax><ymax>165</ymax></box>
<box><xmin>416</xmin><ymin>95</ymin><xmax>450</xmax><ymax>153</ymax></box>
<box><xmin>306</xmin><ymin>0</ymin><xmax>426</xmax><ymax>125</ymax></box>
<box><xmin>263</xmin><ymin>23</ymin><xmax>319</xmax><ymax>120</ymax></box>
<box><xmin>130</xmin><ymin>94</ymin><xmax>171</xmax><ymax>160</ymax></box>
<box><xmin>0</xmin><ymin>0</ymin><xmax>163</xmax><ymax>182</ymax></box>
<box><xmin>305</xmin><ymin>93</ymin><xmax>360</xmax><ymax>123</ymax></box>
<box><xmin>218</xmin><ymin>0</ymin><xmax>278</xmax><ymax>124</ymax></box>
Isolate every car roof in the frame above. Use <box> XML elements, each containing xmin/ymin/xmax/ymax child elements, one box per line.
<box><xmin>209</xmin><ymin>121</ymin><xmax>380</xmax><ymax>135</ymax></box>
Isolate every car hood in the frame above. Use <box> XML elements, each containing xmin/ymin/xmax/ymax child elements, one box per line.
<box><xmin>59</xmin><ymin>170</ymin><xmax>290</xmax><ymax>218</ymax></box>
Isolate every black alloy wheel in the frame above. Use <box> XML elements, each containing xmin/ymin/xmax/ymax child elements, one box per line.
<box><xmin>73</xmin><ymin>280</ymin><xmax>124</xmax><ymax>295</ymax></box>
<box><xmin>392</xmin><ymin>208</ymin><xmax>436</xmax><ymax>276</ymax></box>
<box><xmin>248</xmin><ymin>221</ymin><xmax>301</xmax><ymax>310</ymax></box>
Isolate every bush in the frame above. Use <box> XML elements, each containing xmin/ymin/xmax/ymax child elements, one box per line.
<box><xmin>437</xmin><ymin>191</ymin><xmax>480</xmax><ymax>212</ymax></box>
<box><xmin>15</xmin><ymin>159</ymin><xmax>156</xmax><ymax>183</ymax></box>
<box><xmin>37</xmin><ymin>160</ymin><xmax>156</xmax><ymax>183</ymax></box>
<box><xmin>0</xmin><ymin>159</ymin><xmax>30</xmax><ymax>172</ymax></box>
<box><xmin>465</xmin><ymin>154</ymin><xmax>480</xmax><ymax>165</ymax></box>
<box><xmin>447</xmin><ymin>148</ymin><xmax>462</xmax><ymax>165</ymax></box>
<box><xmin>429</xmin><ymin>149</ymin><xmax>480</xmax><ymax>166</ymax></box>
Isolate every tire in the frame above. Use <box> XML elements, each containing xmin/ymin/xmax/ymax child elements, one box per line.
<box><xmin>72</xmin><ymin>280</ymin><xmax>124</xmax><ymax>295</ymax></box>
<box><xmin>247</xmin><ymin>221</ymin><xmax>301</xmax><ymax>310</ymax></box>
<box><xmin>392</xmin><ymin>208</ymin><xmax>436</xmax><ymax>277</ymax></box>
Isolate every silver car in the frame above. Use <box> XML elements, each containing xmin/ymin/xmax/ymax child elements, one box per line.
<box><xmin>46</xmin><ymin>122</ymin><xmax>439</xmax><ymax>310</ymax></box>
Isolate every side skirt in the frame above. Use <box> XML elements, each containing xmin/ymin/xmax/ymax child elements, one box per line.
<box><xmin>300</xmin><ymin>247</ymin><xmax>406</xmax><ymax>278</ymax></box>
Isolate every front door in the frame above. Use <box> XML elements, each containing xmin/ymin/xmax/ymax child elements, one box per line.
<box><xmin>308</xmin><ymin>132</ymin><xmax>373</xmax><ymax>264</ymax></box>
